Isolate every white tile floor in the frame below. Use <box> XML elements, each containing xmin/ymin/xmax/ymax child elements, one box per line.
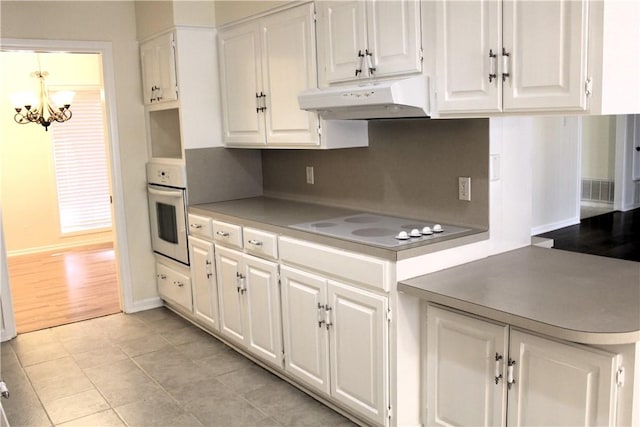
<box><xmin>1</xmin><ymin>308</ymin><xmax>357</xmax><ymax>427</ymax></box>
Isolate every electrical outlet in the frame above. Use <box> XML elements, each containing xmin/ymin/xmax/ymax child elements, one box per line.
<box><xmin>306</xmin><ymin>166</ymin><xmax>314</xmax><ymax>184</ymax></box>
<box><xmin>458</xmin><ymin>177</ymin><xmax>471</xmax><ymax>201</ymax></box>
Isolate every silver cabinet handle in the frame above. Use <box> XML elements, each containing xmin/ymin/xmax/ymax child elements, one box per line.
<box><xmin>317</xmin><ymin>303</ymin><xmax>325</xmax><ymax>328</ymax></box>
<box><xmin>502</xmin><ymin>48</ymin><xmax>511</xmax><ymax>82</ymax></box>
<box><xmin>216</xmin><ymin>231</ymin><xmax>230</xmax><ymax>237</ymax></box>
<box><xmin>174</xmin><ymin>281</ymin><xmax>184</xmax><ymax>287</ymax></box>
<box><xmin>489</xmin><ymin>49</ymin><xmax>497</xmax><ymax>82</ymax></box>
<box><xmin>190</xmin><ymin>223</ymin><xmax>203</xmax><ymax>229</ymax></box>
<box><xmin>494</xmin><ymin>353</ymin><xmax>503</xmax><ymax>384</ymax></box>
<box><xmin>325</xmin><ymin>305</ymin><xmax>333</xmax><ymax>330</ymax></box>
<box><xmin>365</xmin><ymin>49</ymin><xmax>376</xmax><ymax>75</ymax></box>
<box><xmin>157</xmin><ymin>273</ymin><xmax>167</xmax><ymax>280</ymax></box>
<box><xmin>507</xmin><ymin>358</ymin><xmax>516</xmax><ymax>389</ymax></box>
<box><xmin>247</xmin><ymin>239</ymin><xmax>263</xmax><ymax>246</ymax></box>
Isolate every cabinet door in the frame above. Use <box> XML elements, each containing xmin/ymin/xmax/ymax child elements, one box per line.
<box><xmin>507</xmin><ymin>330</ymin><xmax>618</xmax><ymax>427</ymax></box>
<box><xmin>140</xmin><ymin>40</ymin><xmax>158</xmax><ymax>105</ymax></box>
<box><xmin>214</xmin><ymin>245</ymin><xmax>245</xmax><ymax>344</ymax></box>
<box><xmin>502</xmin><ymin>0</ymin><xmax>589</xmax><ymax>112</ymax></box>
<box><xmin>435</xmin><ymin>0</ymin><xmax>501</xmax><ymax>113</ymax></box>
<box><xmin>155</xmin><ymin>32</ymin><xmax>178</xmax><ymax>103</ymax></box>
<box><xmin>327</xmin><ymin>280</ymin><xmax>389</xmax><ymax>426</ymax></box>
<box><xmin>317</xmin><ymin>1</ymin><xmax>368</xmax><ymax>84</ymax></box>
<box><xmin>189</xmin><ymin>237</ymin><xmax>219</xmax><ymax>331</ymax></box>
<box><xmin>426</xmin><ymin>305</ymin><xmax>508</xmax><ymax>427</ymax></box>
<box><xmin>280</xmin><ymin>266</ymin><xmax>330</xmax><ymax>395</ymax></box>
<box><xmin>366</xmin><ymin>0</ymin><xmax>422</xmax><ymax>79</ymax></box>
<box><xmin>243</xmin><ymin>254</ymin><xmax>283</xmax><ymax>368</ymax></box>
<box><xmin>261</xmin><ymin>3</ymin><xmax>319</xmax><ymax>146</ymax></box>
<box><xmin>218</xmin><ymin>22</ymin><xmax>266</xmax><ymax>145</ymax></box>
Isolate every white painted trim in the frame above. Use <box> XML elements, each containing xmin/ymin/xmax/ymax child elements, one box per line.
<box><xmin>1</xmin><ymin>38</ymin><xmax>134</xmax><ymax>313</ymax></box>
<box><xmin>531</xmin><ymin>217</ymin><xmax>580</xmax><ymax>236</ymax></box>
<box><xmin>0</xmin><ymin>208</ymin><xmax>17</xmax><ymax>342</ymax></box>
<box><xmin>125</xmin><ymin>297</ymin><xmax>164</xmax><ymax>314</ymax></box>
<box><xmin>7</xmin><ymin>237</ymin><xmax>113</xmax><ymax>257</ymax></box>
<box><xmin>575</xmin><ymin>116</ymin><xmax>584</xmax><ymax>220</ymax></box>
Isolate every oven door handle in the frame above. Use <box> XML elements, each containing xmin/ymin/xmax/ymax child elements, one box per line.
<box><xmin>148</xmin><ymin>187</ymin><xmax>183</xmax><ymax>198</ymax></box>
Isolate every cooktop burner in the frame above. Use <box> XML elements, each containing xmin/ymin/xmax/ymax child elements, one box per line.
<box><xmin>290</xmin><ymin>213</ymin><xmax>471</xmax><ymax>248</ymax></box>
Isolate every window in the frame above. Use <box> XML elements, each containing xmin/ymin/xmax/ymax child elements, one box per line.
<box><xmin>50</xmin><ymin>89</ymin><xmax>112</xmax><ymax>234</ymax></box>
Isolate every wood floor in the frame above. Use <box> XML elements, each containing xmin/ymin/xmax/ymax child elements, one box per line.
<box><xmin>7</xmin><ymin>242</ymin><xmax>121</xmax><ymax>334</ymax></box>
<box><xmin>538</xmin><ymin>208</ymin><xmax>640</xmax><ymax>262</ymax></box>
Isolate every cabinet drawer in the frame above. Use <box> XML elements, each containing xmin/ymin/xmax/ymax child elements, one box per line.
<box><xmin>279</xmin><ymin>236</ymin><xmax>392</xmax><ymax>292</ymax></box>
<box><xmin>187</xmin><ymin>214</ymin><xmax>213</xmax><ymax>239</ymax></box>
<box><xmin>243</xmin><ymin>227</ymin><xmax>278</xmax><ymax>259</ymax></box>
<box><xmin>156</xmin><ymin>262</ymin><xmax>193</xmax><ymax>312</ymax></box>
<box><xmin>212</xmin><ymin>220</ymin><xmax>243</xmax><ymax>248</ymax></box>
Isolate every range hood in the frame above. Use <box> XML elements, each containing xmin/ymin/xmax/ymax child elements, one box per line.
<box><xmin>298</xmin><ymin>75</ymin><xmax>429</xmax><ymax>120</ymax></box>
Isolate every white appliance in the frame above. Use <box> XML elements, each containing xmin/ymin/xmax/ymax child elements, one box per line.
<box><xmin>290</xmin><ymin>213</ymin><xmax>472</xmax><ymax>248</ymax></box>
<box><xmin>297</xmin><ymin>75</ymin><xmax>429</xmax><ymax>120</ymax></box>
<box><xmin>146</xmin><ymin>161</ymin><xmax>189</xmax><ymax>265</ymax></box>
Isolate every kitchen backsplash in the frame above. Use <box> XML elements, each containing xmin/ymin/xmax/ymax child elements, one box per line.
<box><xmin>185</xmin><ymin>147</ymin><xmax>263</xmax><ymax>205</ymax></box>
<box><xmin>262</xmin><ymin>118</ymin><xmax>489</xmax><ymax>229</ymax></box>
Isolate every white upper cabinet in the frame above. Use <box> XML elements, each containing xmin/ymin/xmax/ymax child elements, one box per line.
<box><xmin>502</xmin><ymin>0</ymin><xmax>588</xmax><ymax>112</ymax></box>
<box><xmin>433</xmin><ymin>0</ymin><xmax>640</xmax><ymax>116</ymax></box>
<box><xmin>435</xmin><ymin>0</ymin><xmax>587</xmax><ymax>115</ymax></box>
<box><xmin>317</xmin><ymin>0</ymin><xmax>422</xmax><ymax>85</ymax></box>
<box><xmin>140</xmin><ymin>32</ymin><xmax>178</xmax><ymax>105</ymax></box>
<box><xmin>218</xmin><ymin>3</ymin><xmax>319</xmax><ymax>148</ymax></box>
<box><xmin>435</xmin><ymin>0</ymin><xmax>502</xmax><ymax>113</ymax></box>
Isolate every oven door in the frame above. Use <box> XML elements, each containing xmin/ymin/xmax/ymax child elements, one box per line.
<box><xmin>147</xmin><ymin>184</ymin><xmax>189</xmax><ymax>265</ymax></box>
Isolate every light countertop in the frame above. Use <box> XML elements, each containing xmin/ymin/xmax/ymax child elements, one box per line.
<box><xmin>189</xmin><ymin>197</ymin><xmax>488</xmax><ymax>261</ymax></box>
<box><xmin>399</xmin><ymin>246</ymin><xmax>640</xmax><ymax>345</ymax></box>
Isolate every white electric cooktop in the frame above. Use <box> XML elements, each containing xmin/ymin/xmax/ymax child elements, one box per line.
<box><xmin>290</xmin><ymin>213</ymin><xmax>471</xmax><ymax>248</ymax></box>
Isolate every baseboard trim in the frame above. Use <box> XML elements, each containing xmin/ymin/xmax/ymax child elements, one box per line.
<box><xmin>531</xmin><ymin>217</ymin><xmax>580</xmax><ymax>236</ymax></box>
<box><xmin>7</xmin><ymin>238</ymin><xmax>113</xmax><ymax>257</ymax></box>
<box><xmin>124</xmin><ymin>296</ymin><xmax>163</xmax><ymax>314</ymax></box>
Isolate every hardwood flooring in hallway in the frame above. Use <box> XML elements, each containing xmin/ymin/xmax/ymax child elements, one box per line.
<box><xmin>7</xmin><ymin>242</ymin><xmax>121</xmax><ymax>333</ymax></box>
<box><xmin>538</xmin><ymin>208</ymin><xmax>640</xmax><ymax>262</ymax></box>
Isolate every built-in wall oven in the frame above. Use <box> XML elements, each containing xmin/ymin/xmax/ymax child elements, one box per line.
<box><xmin>146</xmin><ymin>161</ymin><xmax>189</xmax><ymax>265</ymax></box>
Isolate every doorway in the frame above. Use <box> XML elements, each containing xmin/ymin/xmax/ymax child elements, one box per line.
<box><xmin>0</xmin><ymin>50</ymin><xmax>121</xmax><ymax>333</ymax></box>
<box><xmin>580</xmin><ymin>116</ymin><xmax>617</xmax><ymax>219</ymax></box>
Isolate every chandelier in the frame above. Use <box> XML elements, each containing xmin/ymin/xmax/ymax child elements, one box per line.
<box><xmin>11</xmin><ymin>70</ymin><xmax>74</xmax><ymax>132</ymax></box>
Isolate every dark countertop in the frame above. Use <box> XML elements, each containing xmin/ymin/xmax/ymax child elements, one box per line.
<box><xmin>189</xmin><ymin>197</ymin><xmax>488</xmax><ymax>261</ymax></box>
<box><xmin>399</xmin><ymin>246</ymin><xmax>640</xmax><ymax>345</ymax></box>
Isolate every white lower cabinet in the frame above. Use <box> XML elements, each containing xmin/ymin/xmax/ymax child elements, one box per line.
<box><xmin>281</xmin><ymin>265</ymin><xmax>389</xmax><ymax>426</ymax></box>
<box><xmin>215</xmin><ymin>245</ymin><xmax>283</xmax><ymax>368</ymax></box>
<box><xmin>188</xmin><ymin>236</ymin><xmax>219</xmax><ymax>331</ymax></box>
<box><xmin>426</xmin><ymin>305</ymin><xmax>619</xmax><ymax>427</ymax></box>
<box><xmin>156</xmin><ymin>260</ymin><xmax>192</xmax><ymax>313</ymax></box>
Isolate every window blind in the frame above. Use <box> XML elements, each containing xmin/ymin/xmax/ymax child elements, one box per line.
<box><xmin>50</xmin><ymin>89</ymin><xmax>112</xmax><ymax>234</ymax></box>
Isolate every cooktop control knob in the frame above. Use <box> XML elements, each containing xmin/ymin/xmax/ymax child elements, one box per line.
<box><xmin>433</xmin><ymin>224</ymin><xmax>443</xmax><ymax>233</ymax></box>
<box><xmin>409</xmin><ymin>228</ymin><xmax>422</xmax><ymax>237</ymax></box>
<box><xmin>422</xmin><ymin>226</ymin><xmax>432</xmax><ymax>235</ymax></box>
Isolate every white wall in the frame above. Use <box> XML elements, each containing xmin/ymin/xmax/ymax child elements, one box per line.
<box><xmin>213</xmin><ymin>0</ymin><xmax>290</xmax><ymax>26</ymax></box>
<box><xmin>582</xmin><ymin>115</ymin><xmax>616</xmax><ymax>180</ymax></box>
<box><xmin>530</xmin><ymin>117</ymin><xmax>581</xmax><ymax>235</ymax></box>
<box><xmin>0</xmin><ymin>1</ymin><xmax>158</xmax><ymax>310</ymax></box>
<box><xmin>489</xmin><ymin>117</ymin><xmax>535</xmax><ymax>253</ymax></box>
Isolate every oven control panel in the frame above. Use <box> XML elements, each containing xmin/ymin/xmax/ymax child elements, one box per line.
<box><xmin>146</xmin><ymin>161</ymin><xmax>187</xmax><ymax>188</ymax></box>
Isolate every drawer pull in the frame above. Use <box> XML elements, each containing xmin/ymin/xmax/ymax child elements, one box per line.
<box><xmin>216</xmin><ymin>231</ymin><xmax>230</xmax><ymax>237</ymax></box>
<box><xmin>247</xmin><ymin>239</ymin><xmax>263</xmax><ymax>246</ymax></box>
<box><xmin>190</xmin><ymin>223</ymin><xmax>203</xmax><ymax>229</ymax></box>
<box><xmin>157</xmin><ymin>273</ymin><xmax>167</xmax><ymax>280</ymax></box>
<box><xmin>174</xmin><ymin>281</ymin><xmax>184</xmax><ymax>287</ymax></box>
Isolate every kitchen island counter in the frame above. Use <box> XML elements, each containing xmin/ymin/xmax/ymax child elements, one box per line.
<box><xmin>399</xmin><ymin>246</ymin><xmax>640</xmax><ymax>345</ymax></box>
<box><xmin>190</xmin><ymin>196</ymin><xmax>488</xmax><ymax>261</ymax></box>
